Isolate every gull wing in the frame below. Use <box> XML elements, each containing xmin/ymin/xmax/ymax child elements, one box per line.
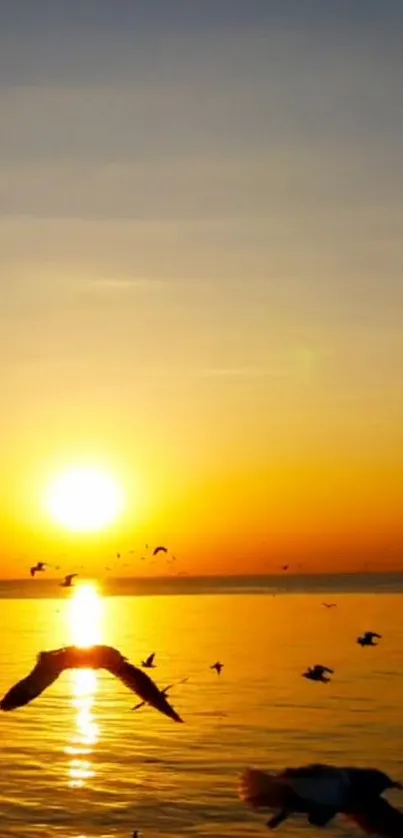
<box><xmin>133</xmin><ymin>676</ymin><xmax>188</xmax><ymax>711</ymax></box>
<box><xmin>105</xmin><ymin>658</ymin><xmax>183</xmax><ymax>723</ymax></box>
<box><xmin>153</xmin><ymin>546</ymin><xmax>167</xmax><ymax>556</ymax></box>
<box><xmin>346</xmin><ymin>797</ymin><xmax>403</xmax><ymax>837</ymax></box>
<box><xmin>145</xmin><ymin>653</ymin><xmax>155</xmax><ymax>667</ymax></box>
<box><xmin>238</xmin><ymin>768</ymin><xmax>288</xmax><ymax>810</ymax></box>
<box><xmin>0</xmin><ymin>652</ymin><xmax>64</xmax><ymax>711</ymax></box>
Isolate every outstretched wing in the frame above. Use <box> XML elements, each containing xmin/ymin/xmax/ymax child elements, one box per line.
<box><xmin>239</xmin><ymin>768</ymin><xmax>289</xmax><ymax>810</ymax></box>
<box><xmin>66</xmin><ymin>573</ymin><xmax>78</xmax><ymax>584</ymax></box>
<box><xmin>0</xmin><ymin>653</ymin><xmax>63</xmax><ymax>711</ymax></box>
<box><xmin>145</xmin><ymin>652</ymin><xmax>155</xmax><ymax>667</ymax></box>
<box><xmin>346</xmin><ymin>797</ymin><xmax>403</xmax><ymax>837</ymax></box>
<box><xmin>105</xmin><ymin>658</ymin><xmax>183</xmax><ymax>723</ymax></box>
<box><xmin>133</xmin><ymin>676</ymin><xmax>188</xmax><ymax>710</ymax></box>
<box><xmin>153</xmin><ymin>546</ymin><xmax>167</xmax><ymax>556</ymax></box>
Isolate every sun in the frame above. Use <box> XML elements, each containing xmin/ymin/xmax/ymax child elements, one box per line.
<box><xmin>45</xmin><ymin>467</ymin><xmax>124</xmax><ymax>533</ymax></box>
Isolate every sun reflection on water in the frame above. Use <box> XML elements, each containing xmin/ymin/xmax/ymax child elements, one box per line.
<box><xmin>65</xmin><ymin>582</ymin><xmax>103</xmax><ymax>787</ymax></box>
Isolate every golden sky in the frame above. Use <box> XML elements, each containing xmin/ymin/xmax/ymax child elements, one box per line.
<box><xmin>1</xmin><ymin>2</ymin><xmax>403</xmax><ymax>577</ymax></box>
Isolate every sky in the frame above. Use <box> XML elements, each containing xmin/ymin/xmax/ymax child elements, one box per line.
<box><xmin>1</xmin><ymin>1</ymin><xmax>403</xmax><ymax>577</ymax></box>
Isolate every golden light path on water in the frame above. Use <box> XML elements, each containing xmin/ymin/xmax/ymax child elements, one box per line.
<box><xmin>65</xmin><ymin>583</ymin><xmax>103</xmax><ymax>788</ymax></box>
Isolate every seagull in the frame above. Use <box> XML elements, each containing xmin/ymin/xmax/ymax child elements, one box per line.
<box><xmin>0</xmin><ymin>645</ymin><xmax>183</xmax><ymax>722</ymax></box>
<box><xmin>153</xmin><ymin>546</ymin><xmax>168</xmax><ymax>556</ymax></box>
<box><xmin>211</xmin><ymin>662</ymin><xmax>224</xmax><ymax>675</ymax></box>
<box><xmin>239</xmin><ymin>763</ymin><xmax>402</xmax><ymax>831</ymax></box>
<box><xmin>346</xmin><ymin>795</ymin><xmax>403</xmax><ymax>836</ymax></box>
<box><xmin>141</xmin><ymin>653</ymin><xmax>156</xmax><ymax>669</ymax></box>
<box><xmin>357</xmin><ymin>631</ymin><xmax>382</xmax><ymax>647</ymax></box>
<box><xmin>30</xmin><ymin>562</ymin><xmax>46</xmax><ymax>577</ymax></box>
<box><xmin>302</xmin><ymin>664</ymin><xmax>334</xmax><ymax>684</ymax></box>
<box><xmin>60</xmin><ymin>573</ymin><xmax>78</xmax><ymax>588</ymax></box>
<box><xmin>132</xmin><ymin>677</ymin><xmax>188</xmax><ymax>711</ymax></box>
<box><xmin>322</xmin><ymin>603</ymin><xmax>337</xmax><ymax>609</ymax></box>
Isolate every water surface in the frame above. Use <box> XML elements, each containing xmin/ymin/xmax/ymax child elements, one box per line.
<box><xmin>0</xmin><ymin>582</ymin><xmax>402</xmax><ymax>836</ymax></box>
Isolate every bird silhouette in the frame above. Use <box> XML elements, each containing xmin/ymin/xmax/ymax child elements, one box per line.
<box><xmin>357</xmin><ymin>631</ymin><xmax>382</xmax><ymax>647</ymax></box>
<box><xmin>30</xmin><ymin>562</ymin><xmax>46</xmax><ymax>577</ymax></box>
<box><xmin>60</xmin><ymin>573</ymin><xmax>77</xmax><ymax>588</ymax></box>
<box><xmin>141</xmin><ymin>653</ymin><xmax>156</xmax><ymax>669</ymax></box>
<box><xmin>322</xmin><ymin>603</ymin><xmax>337</xmax><ymax>609</ymax></box>
<box><xmin>0</xmin><ymin>645</ymin><xmax>183</xmax><ymax>722</ymax></box>
<box><xmin>346</xmin><ymin>795</ymin><xmax>403</xmax><ymax>836</ymax></box>
<box><xmin>132</xmin><ymin>677</ymin><xmax>188</xmax><ymax>711</ymax></box>
<box><xmin>302</xmin><ymin>665</ymin><xmax>334</xmax><ymax>684</ymax></box>
<box><xmin>153</xmin><ymin>546</ymin><xmax>168</xmax><ymax>556</ymax></box>
<box><xmin>239</xmin><ymin>763</ymin><xmax>402</xmax><ymax>831</ymax></box>
<box><xmin>210</xmin><ymin>662</ymin><xmax>223</xmax><ymax>675</ymax></box>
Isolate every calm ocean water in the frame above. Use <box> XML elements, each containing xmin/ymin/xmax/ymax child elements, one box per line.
<box><xmin>0</xmin><ymin>575</ymin><xmax>402</xmax><ymax>837</ymax></box>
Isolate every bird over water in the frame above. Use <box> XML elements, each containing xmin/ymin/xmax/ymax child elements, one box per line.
<box><xmin>302</xmin><ymin>665</ymin><xmax>334</xmax><ymax>683</ymax></box>
<box><xmin>357</xmin><ymin>631</ymin><xmax>382</xmax><ymax>647</ymax></box>
<box><xmin>0</xmin><ymin>645</ymin><xmax>183</xmax><ymax>723</ymax></box>
<box><xmin>239</xmin><ymin>763</ymin><xmax>402</xmax><ymax>832</ymax></box>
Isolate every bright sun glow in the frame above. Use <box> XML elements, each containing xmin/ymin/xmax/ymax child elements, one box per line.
<box><xmin>66</xmin><ymin>583</ymin><xmax>103</xmax><ymax>788</ymax></box>
<box><xmin>68</xmin><ymin>582</ymin><xmax>103</xmax><ymax>648</ymax></box>
<box><xmin>45</xmin><ymin>466</ymin><xmax>124</xmax><ymax>532</ymax></box>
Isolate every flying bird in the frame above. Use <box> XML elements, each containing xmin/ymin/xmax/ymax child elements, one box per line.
<box><xmin>322</xmin><ymin>603</ymin><xmax>337</xmax><ymax>609</ymax></box>
<box><xmin>133</xmin><ymin>677</ymin><xmax>188</xmax><ymax>711</ymax></box>
<box><xmin>0</xmin><ymin>645</ymin><xmax>182</xmax><ymax>723</ymax></box>
<box><xmin>141</xmin><ymin>653</ymin><xmax>156</xmax><ymax>669</ymax></box>
<box><xmin>282</xmin><ymin>565</ymin><xmax>289</xmax><ymax>571</ymax></box>
<box><xmin>210</xmin><ymin>662</ymin><xmax>224</xmax><ymax>675</ymax></box>
<box><xmin>60</xmin><ymin>573</ymin><xmax>77</xmax><ymax>588</ymax></box>
<box><xmin>302</xmin><ymin>665</ymin><xmax>334</xmax><ymax>684</ymax></box>
<box><xmin>153</xmin><ymin>546</ymin><xmax>168</xmax><ymax>556</ymax></box>
<box><xmin>357</xmin><ymin>632</ymin><xmax>382</xmax><ymax>647</ymax></box>
<box><xmin>239</xmin><ymin>763</ymin><xmax>401</xmax><ymax>831</ymax></box>
<box><xmin>30</xmin><ymin>562</ymin><xmax>46</xmax><ymax>577</ymax></box>
<box><xmin>346</xmin><ymin>796</ymin><xmax>403</xmax><ymax>837</ymax></box>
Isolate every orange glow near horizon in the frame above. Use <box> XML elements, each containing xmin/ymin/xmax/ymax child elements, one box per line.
<box><xmin>1</xmin><ymin>8</ymin><xmax>403</xmax><ymax>578</ymax></box>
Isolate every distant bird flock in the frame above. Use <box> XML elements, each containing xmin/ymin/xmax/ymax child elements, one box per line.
<box><xmin>4</xmin><ymin>557</ymin><xmax>399</xmax><ymax>836</ymax></box>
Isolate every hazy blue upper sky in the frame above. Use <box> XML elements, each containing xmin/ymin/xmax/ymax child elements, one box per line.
<box><xmin>1</xmin><ymin>1</ymin><xmax>403</xmax><ymax>572</ymax></box>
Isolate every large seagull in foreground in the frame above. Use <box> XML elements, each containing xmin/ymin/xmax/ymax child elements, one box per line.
<box><xmin>0</xmin><ymin>645</ymin><xmax>183</xmax><ymax>723</ymax></box>
<box><xmin>239</xmin><ymin>763</ymin><xmax>402</xmax><ymax>835</ymax></box>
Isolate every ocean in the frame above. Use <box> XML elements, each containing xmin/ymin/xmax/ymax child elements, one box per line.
<box><xmin>0</xmin><ymin>574</ymin><xmax>402</xmax><ymax>837</ymax></box>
